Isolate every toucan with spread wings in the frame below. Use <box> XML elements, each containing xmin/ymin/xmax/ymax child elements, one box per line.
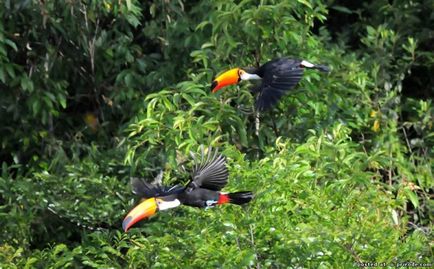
<box><xmin>211</xmin><ymin>58</ymin><xmax>330</xmax><ymax>111</ymax></box>
<box><xmin>122</xmin><ymin>147</ymin><xmax>253</xmax><ymax>232</ymax></box>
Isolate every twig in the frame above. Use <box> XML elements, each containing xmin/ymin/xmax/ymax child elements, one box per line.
<box><xmin>81</xmin><ymin>3</ymin><xmax>104</xmax><ymax>122</ymax></box>
<box><xmin>255</xmin><ymin>111</ymin><xmax>260</xmax><ymax>137</ymax></box>
<box><xmin>388</xmin><ymin>166</ymin><xmax>392</xmax><ymax>186</ymax></box>
<box><xmin>401</xmin><ymin>126</ymin><xmax>413</xmax><ymax>154</ymax></box>
<box><xmin>270</xmin><ymin>112</ymin><xmax>279</xmax><ymax>137</ymax></box>
<box><xmin>360</xmin><ymin>133</ymin><xmax>368</xmax><ymax>155</ymax></box>
<box><xmin>248</xmin><ymin>224</ymin><xmax>261</xmax><ymax>269</ymax></box>
<box><xmin>342</xmin><ymin>243</ymin><xmax>362</xmax><ymax>263</ymax></box>
<box><xmin>235</xmin><ymin>236</ymin><xmax>241</xmax><ymax>250</ymax></box>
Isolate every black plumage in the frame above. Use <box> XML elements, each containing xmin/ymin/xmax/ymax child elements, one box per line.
<box><xmin>131</xmin><ymin>147</ymin><xmax>252</xmax><ymax>208</ymax></box>
<box><xmin>250</xmin><ymin>58</ymin><xmax>329</xmax><ymax>111</ymax></box>
<box><xmin>130</xmin><ymin>177</ymin><xmax>184</xmax><ymax>199</ymax></box>
<box><xmin>188</xmin><ymin>146</ymin><xmax>228</xmax><ymax>191</ymax></box>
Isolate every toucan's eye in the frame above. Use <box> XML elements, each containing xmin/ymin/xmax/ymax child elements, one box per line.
<box><xmin>237</xmin><ymin>70</ymin><xmax>243</xmax><ymax>82</ymax></box>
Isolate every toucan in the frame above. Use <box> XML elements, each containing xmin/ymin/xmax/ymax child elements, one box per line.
<box><xmin>211</xmin><ymin>58</ymin><xmax>330</xmax><ymax>111</ymax></box>
<box><xmin>122</xmin><ymin>147</ymin><xmax>253</xmax><ymax>232</ymax></box>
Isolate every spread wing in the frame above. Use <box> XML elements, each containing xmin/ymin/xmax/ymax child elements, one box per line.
<box><xmin>130</xmin><ymin>173</ymin><xmax>184</xmax><ymax>198</ymax></box>
<box><xmin>255</xmin><ymin>58</ymin><xmax>304</xmax><ymax>111</ymax></box>
<box><xmin>189</xmin><ymin>146</ymin><xmax>228</xmax><ymax>191</ymax></box>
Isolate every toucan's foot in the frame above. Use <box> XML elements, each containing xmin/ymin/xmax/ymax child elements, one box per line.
<box><xmin>237</xmin><ymin>105</ymin><xmax>254</xmax><ymax>115</ymax></box>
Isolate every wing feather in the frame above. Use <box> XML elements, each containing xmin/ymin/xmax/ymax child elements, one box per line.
<box><xmin>130</xmin><ymin>175</ymin><xmax>184</xmax><ymax>198</ymax></box>
<box><xmin>189</xmin><ymin>146</ymin><xmax>229</xmax><ymax>191</ymax></box>
<box><xmin>254</xmin><ymin>58</ymin><xmax>304</xmax><ymax>111</ymax></box>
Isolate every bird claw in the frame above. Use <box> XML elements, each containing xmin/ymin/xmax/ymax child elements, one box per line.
<box><xmin>237</xmin><ymin>105</ymin><xmax>254</xmax><ymax>115</ymax></box>
<box><xmin>205</xmin><ymin>200</ymin><xmax>217</xmax><ymax>209</ymax></box>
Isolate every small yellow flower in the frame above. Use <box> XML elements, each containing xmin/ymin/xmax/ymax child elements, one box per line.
<box><xmin>84</xmin><ymin>112</ymin><xmax>99</xmax><ymax>132</ymax></box>
<box><xmin>368</xmin><ymin>160</ymin><xmax>380</xmax><ymax>169</ymax></box>
<box><xmin>104</xmin><ymin>1</ymin><xmax>112</xmax><ymax>11</ymax></box>
<box><xmin>372</xmin><ymin>119</ymin><xmax>380</xmax><ymax>132</ymax></box>
<box><xmin>370</xmin><ymin>110</ymin><xmax>377</xmax><ymax>118</ymax></box>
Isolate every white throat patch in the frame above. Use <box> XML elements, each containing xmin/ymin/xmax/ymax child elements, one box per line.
<box><xmin>240</xmin><ymin>72</ymin><xmax>261</xmax><ymax>81</ymax></box>
<box><xmin>301</xmin><ymin>60</ymin><xmax>315</xmax><ymax>68</ymax></box>
<box><xmin>158</xmin><ymin>199</ymin><xmax>181</xmax><ymax>211</ymax></box>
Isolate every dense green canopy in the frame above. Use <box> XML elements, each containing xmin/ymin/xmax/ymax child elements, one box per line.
<box><xmin>0</xmin><ymin>0</ymin><xmax>432</xmax><ymax>268</ymax></box>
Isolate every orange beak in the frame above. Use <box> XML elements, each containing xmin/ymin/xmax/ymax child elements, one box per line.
<box><xmin>122</xmin><ymin>198</ymin><xmax>158</xmax><ymax>232</ymax></box>
<box><xmin>211</xmin><ymin>68</ymin><xmax>240</xmax><ymax>93</ymax></box>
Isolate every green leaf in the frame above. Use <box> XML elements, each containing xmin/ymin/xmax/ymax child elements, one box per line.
<box><xmin>59</xmin><ymin>95</ymin><xmax>67</xmax><ymax>109</ymax></box>
<box><xmin>5</xmin><ymin>65</ymin><xmax>15</xmax><ymax>78</ymax></box>
<box><xmin>201</xmin><ymin>42</ymin><xmax>214</xmax><ymax>49</ymax></box>
<box><xmin>0</xmin><ymin>67</ymin><xmax>6</xmax><ymax>83</ymax></box>
<box><xmin>20</xmin><ymin>76</ymin><xmax>34</xmax><ymax>92</ymax></box>
<box><xmin>331</xmin><ymin>6</ymin><xmax>353</xmax><ymax>14</ymax></box>
<box><xmin>195</xmin><ymin>21</ymin><xmax>210</xmax><ymax>31</ymax></box>
<box><xmin>4</xmin><ymin>39</ymin><xmax>18</xmax><ymax>51</ymax></box>
<box><xmin>404</xmin><ymin>188</ymin><xmax>419</xmax><ymax>208</ymax></box>
<box><xmin>24</xmin><ymin>257</ymin><xmax>38</xmax><ymax>269</ymax></box>
<box><xmin>182</xmin><ymin>93</ymin><xmax>196</xmax><ymax>106</ymax></box>
<box><xmin>297</xmin><ymin>0</ymin><xmax>312</xmax><ymax>9</ymax></box>
<box><xmin>126</xmin><ymin>0</ymin><xmax>132</xmax><ymax>10</ymax></box>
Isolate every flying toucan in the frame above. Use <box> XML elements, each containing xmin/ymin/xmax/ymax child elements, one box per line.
<box><xmin>211</xmin><ymin>58</ymin><xmax>330</xmax><ymax>111</ymax></box>
<box><xmin>122</xmin><ymin>147</ymin><xmax>253</xmax><ymax>232</ymax></box>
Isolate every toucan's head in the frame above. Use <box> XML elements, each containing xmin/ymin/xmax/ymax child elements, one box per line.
<box><xmin>211</xmin><ymin>67</ymin><xmax>261</xmax><ymax>93</ymax></box>
<box><xmin>122</xmin><ymin>197</ymin><xmax>181</xmax><ymax>232</ymax></box>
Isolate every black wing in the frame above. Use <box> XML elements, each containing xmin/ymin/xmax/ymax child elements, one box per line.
<box><xmin>189</xmin><ymin>146</ymin><xmax>229</xmax><ymax>191</ymax></box>
<box><xmin>130</xmin><ymin>176</ymin><xmax>184</xmax><ymax>198</ymax></box>
<box><xmin>255</xmin><ymin>58</ymin><xmax>304</xmax><ymax>111</ymax></box>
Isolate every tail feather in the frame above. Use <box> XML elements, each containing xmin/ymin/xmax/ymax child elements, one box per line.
<box><xmin>225</xmin><ymin>191</ymin><xmax>253</xmax><ymax>205</ymax></box>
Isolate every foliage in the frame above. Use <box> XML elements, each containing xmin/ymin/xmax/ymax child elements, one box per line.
<box><xmin>0</xmin><ymin>0</ymin><xmax>432</xmax><ymax>268</ymax></box>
